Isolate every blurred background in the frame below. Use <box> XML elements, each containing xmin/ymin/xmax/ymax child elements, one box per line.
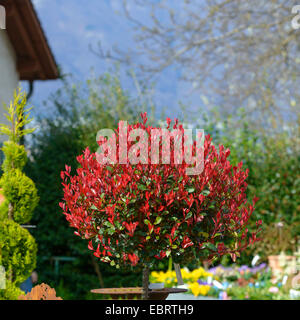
<box><xmin>0</xmin><ymin>0</ymin><xmax>299</xmax><ymax>299</ymax></box>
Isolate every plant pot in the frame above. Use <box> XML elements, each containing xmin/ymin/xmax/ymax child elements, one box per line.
<box><xmin>149</xmin><ymin>283</ymin><xmax>164</xmax><ymax>290</ymax></box>
<box><xmin>268</xmin><ymin>256</ymin><xmax>281</xmax><ymax>275</ymax></box>
<box><xmin>290</xmin><ymin>289</ymin><xmax>300</xmax><ymax>299</ymax></box>
<box><xmin>268</xmin><ymin>255</ymin><xmax>296</xmax><ymax>278</ymax></box>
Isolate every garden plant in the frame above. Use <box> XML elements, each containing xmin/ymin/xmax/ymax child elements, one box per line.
<box><xmin>0</xmin><ymin>89</ymin><xmax>38</xmax><ymax>300</ymax></box>
<box><xmin>61</xmin><ymin>113</ymin><xmax>261</xmax><ymax>299</ymax></box>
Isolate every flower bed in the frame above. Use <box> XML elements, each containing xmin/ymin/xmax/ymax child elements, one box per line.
<box><xmin>150</xmin><ymin>264</ymin><xmax>299</xmax><ymax>300</ymax></box>
<box><xmin>150</xmin><ymin>267</ymin><xmax>212</xmax><ymax>297</ymax></box>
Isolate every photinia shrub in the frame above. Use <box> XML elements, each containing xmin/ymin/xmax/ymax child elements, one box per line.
<box><xmin>60</xmin><ymin>113</ymin><xmax>261</xmax><ymax>270</ymax></box>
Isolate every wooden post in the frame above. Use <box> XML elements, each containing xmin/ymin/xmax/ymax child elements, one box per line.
<box><xmin>142</xmin><ymin>266</ymin><xmax>150</xmax><ymax>300</ymax></box>
<box><xmin>91</xmin><ymin>254</ymin><xmax>104</xmax><ymax>288</ymax></box>
<box><xmin>174</xmin><ymin>263</ymin><xmax>184</xmax><ymax>286</ymax></box>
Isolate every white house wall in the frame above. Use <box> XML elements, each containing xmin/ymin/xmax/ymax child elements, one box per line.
<box><xmin>0</xmin><ymin>30</ymin><xmax>19</xmax><ymax>142</ymax></box>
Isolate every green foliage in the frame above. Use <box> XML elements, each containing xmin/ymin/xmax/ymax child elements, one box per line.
<box><xmin>254</xmin><ymin>222</ymin><xmax>297</xmax><ymax>258</ymax></box>
<box><xmin>0</xmin><ymin>169</ymin><xmax>39</xmax><ymax>224</ymax></box>
<box><xmin>0</xmin><ymin>280</ymin><xmax>24</xmax><ymax>300</ymax></box>
<box><xmin>226</xmin><ymin>285</ymin><xmax>292</xmax><ymax>300</ymax></box>
<box><xmin>50</xmin><ymin>263</ymin><xmax>141</xmax><ymax>300</ymax></box>
<box><xmin>0</xmin><ymin>89</ymin><xmax>34</xmax><ymax>143</ymax></box>
<box><xmin>0</xmin><ymin>88</ymin><xmax>38</xmax><ymax>300</ymax></box>
<box><xmin>195</xmin><ymin>108</ymin><xmax>300</xmax><ymax>263</ymax></box>
<box><xmin>1</xmin><ymin>141</ymin><xmax>27</xmax><ymax>172</ymax></box>
<box><xmin>0</xmin><ymin>219</ymin><xmax>37</xmax><ymax>285</ymax></box>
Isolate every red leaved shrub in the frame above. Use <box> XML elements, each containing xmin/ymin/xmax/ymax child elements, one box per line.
<box><xmin>60</xmin><ymin>113</ymin><xmax>261</xmax><ymax>268</ymax></box>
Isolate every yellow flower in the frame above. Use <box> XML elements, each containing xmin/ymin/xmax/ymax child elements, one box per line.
<box><xmin>189</xmin><ymin>282</ymin><xmax>211</xmax><ymax>297</ymax></box>
<box><xmin>150</xmin><ymin>270</ymin><xmax>177</xmax><ymax>285</ymax></box>
<box><xmin>180</xmin><ymin>268</ymin><xmax>191</xmax><ymax>280</ymax></box>
<box><xmin>199</xmin><ymin>285</ymin><xmax>210</xmax><ymax>296</ymax></box>
<box><xmin>151</xmin><ymin>271</ymin><xmax>159</xmax><ymax>278</ymax></box>
<box><xmin>189</xmin><ymin>282</ymin><xmax>201</xmax><ymax>297</ymax></box>
<box><xmin>151</xmin><ymin>267</ymin><xmax>212</xmax><ymax>290</ymax></box>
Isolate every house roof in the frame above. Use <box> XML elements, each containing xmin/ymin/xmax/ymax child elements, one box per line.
<box><xmin>0</xmin><ymin>0</ymin><xmax>59</xmax><ymax>80</ymax></box>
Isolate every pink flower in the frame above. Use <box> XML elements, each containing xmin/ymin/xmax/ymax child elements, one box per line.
<box><xmin>269</xmin><ymin>286</ymin><xmax>279</xmax><ymax>293</ymax></box>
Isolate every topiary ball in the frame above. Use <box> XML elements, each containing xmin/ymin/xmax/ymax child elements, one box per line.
<box><xmin>0</xmin><ymin>169</ymin><xmax>39</xmax><ymax>224</ymax></box>
<box><xmin>1</xmin><ymin>141</ymin><xmax>27</xmax><ymax>172</ymax></box>
<box><xmin>0</xmin><ymin>279</ymin><xmax>24</xmax><ymax>300</ymax></box>
<box><xmin>0</xmin><ymin>219</ymin><xmax>37</xmax><ymax>285</ymax></box>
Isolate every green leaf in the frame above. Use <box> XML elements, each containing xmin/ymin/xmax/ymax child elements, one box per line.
<box><xmin>103</xmin><ymin>221</ymin><xmax>113</xmax><ymax>228</ymax></box>
<box><xmin>90</xmin><ymin>204</ymin><xmax>98</xmax><ymax>210</ymax></box>
<box><xmin>137</xmin><ymin>184</ymin><xmax>147</xmax><ymax>191</ymax></box>
<box><xmin>154</xmin><ymin>216</ymin><xmax>162</xmax><ymax>225</ymax></box>
<box><xmin>213</xmin><ymin>233</ymin><xmax>222</xmax><ymax>238</ymax></box>
<box><xmin>198</xmin><ymin>232</ymin><xmax>209</xmax><ymax>238</ymax></box>
<box><xmin>107</xmin><ymin>228</ymin><xmax>115</xmax><ymax>235</ymax></box>
<box><xmin>186</xmin><ymin>212</ymin><xmax>193</xmax><ymax>219</ymax></box>
<box><xmin>201</xmin><ymin>190</ymin><xmax>210</xmax><ymax>196</ymax></box>
<box><xmin>203</xmin><ymin>242</ymin><xmax>217</xmax><ymax>251</ymax></box>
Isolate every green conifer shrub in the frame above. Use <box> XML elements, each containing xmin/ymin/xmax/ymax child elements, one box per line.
<box><xmin>0</xmin><ymin>219</ymin><xmax>37</xmax><ymax>284</ymax></box>
<box><xmin>0</xmin><ymin>277</ymin><xmax>24</xmax><ymax>301</ymax></box>
<box><xmin>0</xmin><ymin>169</ymin><xmax>39</xmax><ymax>224</ymax></box>
<box><xmin>1</xmin><ymin>141</ymin><xmax>27</xmax><ymax>171</ymax></box>
<box><xmin>0</xmin><ymin>89</ymin><xmax>38</xmax><ymax>300</ymax></box>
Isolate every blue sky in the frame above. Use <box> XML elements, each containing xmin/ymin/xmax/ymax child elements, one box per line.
<box><xmin>28</xmin><ymin>0</ymin><xmax>203</xmax><ymax>120</ymax></box>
